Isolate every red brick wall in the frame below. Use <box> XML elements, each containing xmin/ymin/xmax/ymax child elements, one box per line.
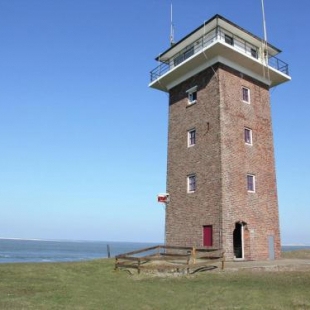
<box><xmin>218</xmin><ymin>64</ymin><xmax>281</xmax><ymax>260</ymax></box>
<box><xmin>166</xmin><ymin>65</ymin><xmax>222</xmax><ymax>249</ymax></box>
<box><xmin>165</xmin><ymin>63</ymin><xmax>281</xmax><ymax>260</ymax></box>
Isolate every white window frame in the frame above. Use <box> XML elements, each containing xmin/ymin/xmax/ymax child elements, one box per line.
<box><xmin>247</xmin><ymin>174</ymin><xmax>255</xmax><ymax>192</ymax></box>
<box><xmin>187</xmin><ymin>174</ymin><xmax>196</xmax><ymax>193</ymax></box>
<box><xmin>188</xmin><ymin>128</ymin><xmax>196</xmax><ymax>147</ymax></box>
<box><xmin>242</xmin><ymin>87</ymin><xmax>250</xmax><ymax>103</ymax></box>
<box><xmin>186</xmin><ymin>86</ymin><xmax>197</xmax><ymax>105</ymax></box>
<box><xmin>244</xmin><ymin>127</ymin><xmax>253</xmax><ymax>145</ymax></box>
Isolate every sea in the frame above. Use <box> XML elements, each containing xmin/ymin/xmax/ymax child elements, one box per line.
<box><xmin>0</xmin><ymin>238</ymin><xmax>159</xmax><ymax>264</ymax></box>
<box><xmin>0</xmin><ymin>238</ymin><xmax>309</xmax><ymax>264</ymax></box>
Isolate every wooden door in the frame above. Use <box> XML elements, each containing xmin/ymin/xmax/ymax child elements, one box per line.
<box><xmin>203</xmin><ymin>225</ymin><xmax>213</xmax><ymax>246</ymax></box>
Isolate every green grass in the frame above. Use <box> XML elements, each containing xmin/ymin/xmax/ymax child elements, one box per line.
<box><xmin>282</xmin><ymin>249</ymin><xmax>310</xmax><ymax>259</ymax></box>
<box><xmin>0</xmin><ymin>252</ymin><xmax>310</xmax><ymax>309</ymax></box>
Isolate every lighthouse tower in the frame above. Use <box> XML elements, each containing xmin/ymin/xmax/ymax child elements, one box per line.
<box><xmin>149</xmin><ymin>15</ymin><xmax>290</xmax><ymax>260</ymax></box>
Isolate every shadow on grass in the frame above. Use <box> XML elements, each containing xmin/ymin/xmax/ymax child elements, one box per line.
<box><xmin>190</xmin><ymin>265</ymin><xmax>218</xmax><ymax>274</ymax></box>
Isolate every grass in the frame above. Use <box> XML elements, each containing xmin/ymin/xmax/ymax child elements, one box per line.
<box><xmin>0</xmin><ymin>251</ymin><xmax>310</xmax><ymax>309</ymax></box>
<box><xmin>282</xmin><ymin>249</ymin><xmax>310</xmax><ymax>259</ymax></box>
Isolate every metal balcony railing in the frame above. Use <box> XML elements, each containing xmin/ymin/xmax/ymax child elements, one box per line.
<box><xmin>268</xmin><ymin>55</ymin><xmax>289</xmax><ymax>75</ymax></box>
<box><xmin>150</xmin><ymin>26</ymin><xmax>289</xmax><ymax>82</ymax></box>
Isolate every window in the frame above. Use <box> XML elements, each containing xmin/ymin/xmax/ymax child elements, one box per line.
<box><xmin>188</xmin><ymin>129</ymin><xmax>196</xmax><ymax>147</ymax></box>
<box><xmin>203</xmin><ymin>225</ymin><xmax>213</xmax><ymax>247</ymax></box>
<box><xmin>188</xmin><ymin>91</ymin><xmax>197</xmax><ymax>104</ymax></box>
<box><xmin>174</xmin><ymin>54</ymin><xmax>184</xmax><ymax>67</ymax></box>
<box><xmin>187</xmin><ymin>174</ymin><xmax>196</xmax><ymax>193</ymax></box>
<box><xmin>184</xmin><ymin>46</ymin><xmax>194</xmax><ymax>59</ymax></box>
<box><xmin>174</xmin><ymin>45</ymin><xmax>194</xmax><ymax>66</ymax></box>
<box><xmin>251</xmin><ymin>48</ymin><xmax>258</xmax><ymax>59</ymax></box>
<box><xmin>225</xmin><ymin>34</ymin><xmax>234</xmax><ymax>45</ymax></box>
<box><xmin>186</xmin><ymin>86</ymin><xmax>197</xmax><ymax>105</ymax></box>
<box><xmin>244</xmin><ymin>128</ymin><xmax>252</xmax><ymax>145</ymax></box>
<box><xmin>247</xmin><ymin>174</ymin><xmax>255</xmax><ymax>192</ymax></box>
<box><xmin>242</xmin><ymin>87</ymin><xmax>250</xmax><ymax>103</ymax></box>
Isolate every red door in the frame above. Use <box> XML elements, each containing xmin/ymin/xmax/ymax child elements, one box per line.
<box><xmin>203</xmin><ymin>225</ymin><xmax>213</xmax><ymax>247</ymax></box>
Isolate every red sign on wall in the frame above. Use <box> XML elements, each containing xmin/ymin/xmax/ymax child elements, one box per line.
<box><xmin>157</xmin><ymin>194</ymin><xmax>169</xmax><ymax>203</ymax></box>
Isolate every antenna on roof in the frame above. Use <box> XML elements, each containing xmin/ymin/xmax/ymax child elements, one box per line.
<box><xmin>261</xmin><ymin>0</ymin><xmax>270</xmax><ymax>79</ymax></box>
<box><xmin>261</xmin><ymin>0</ymin><xmax>268</xmax><ymax>44</ymax></box>
<box><xmin>170</xmin><ymin>2</ymin><xmax>175</xmax><ymax>46</ymax></box>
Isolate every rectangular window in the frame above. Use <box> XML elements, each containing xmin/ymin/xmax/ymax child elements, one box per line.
<box><xmin>247</xmin><ymin>174</ymin><xmax>255</xmax><ymax>192</ymax></box>
<box><xmin>203</xmin><ymin>225</ymin><xmax>213</xmax><ymax>247</ymax></box>
<box><xmin>187</xmin><ymin>174</ymin><xmax>196</xmax><ymax>193</ymax></box>
<box><xmin>174</xmin><ymin>54</ymin><xmax>184</xmax><ymax>67</ymax></box>
<box><xmin>244</xmin><ymin>128</ymin><xmax>252</xmax><ymax>145</ymax></box>
<box><xmin>188</xmin><ymin>91</ymin><xmax>197</xmax><ymax>104</ymax></box>
<box><xmin>174</xmin><ymin>45</ymin><xmax>194</xmax><ymax>67</ymax></box>
<box><xmin>251</xmin><ymin>48</ymin><xmax>258</xmax><ymax>59</ymax></box>
<box><xmin>188</xmin><ymin>129</ymin><xmax>196</xmax><ymax>147</ymax></box>
<box><xmin>184</xmin><ymin>46</ymin><xmax>194</xmax><ymax>60</ymax></box>
<box><xmin>225</xmin><ymin>34</ymin><xmax>234</xmax><ymax>45</ymax></box>
<box><xmin>186</xmin><ymin>86</ymin><xmax>197</xmax><ymax>105</ymax></box>
<box><xmin>242</xmin><ymin>87</ymin><xmax>250</xmax><ymax>103</ymax></box>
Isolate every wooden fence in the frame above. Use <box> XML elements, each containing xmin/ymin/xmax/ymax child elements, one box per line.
<box><xmin>115</xmin><ymin>245</ymin><xmax>225</xmax><ymax>274</ymax></box>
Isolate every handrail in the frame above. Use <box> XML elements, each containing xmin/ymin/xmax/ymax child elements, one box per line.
<box><xmin>150</xmin><ymin>25</ymin><xmax>289</xmax><ymax>82</ymax></box>
<box><xmin>268</xmin><ymin>55</ymin><xmax>289</xmax><ymax>75</ymax></box>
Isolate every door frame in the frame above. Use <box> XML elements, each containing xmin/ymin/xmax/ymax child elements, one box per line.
<box><xmin>233</xmin><ymin>222</ymin><xmax>245</xmax><ymax>260</ymax></box>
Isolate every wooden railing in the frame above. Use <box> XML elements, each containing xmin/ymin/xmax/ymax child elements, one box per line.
<box><xmin>115</xmin><ymin>245</ymin><xmax>225</xmax><ymax>274</ymax></box>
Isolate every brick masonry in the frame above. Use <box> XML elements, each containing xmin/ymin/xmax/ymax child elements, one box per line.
<box><xmin>166</xmin><ymin>63</ymin><xmax>281</xmax><ymax>261</ymax></box>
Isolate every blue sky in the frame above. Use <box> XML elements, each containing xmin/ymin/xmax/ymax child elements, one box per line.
<box><xmin>0</xmin><ymin>0</ymin><xmax>309</xmax><ymax>245</ymax></box>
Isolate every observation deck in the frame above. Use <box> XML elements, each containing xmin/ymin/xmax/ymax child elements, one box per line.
<box><xmin>149</xmin><ymin>15</ymin><xmax>290</xmax><ymax>92</ymax></box>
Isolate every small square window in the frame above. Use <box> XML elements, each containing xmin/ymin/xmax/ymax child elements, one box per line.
<box><xmin>225</xmin><ymin>34</ymin><xmax>234</xmax><ymax>45</ymax></box>
<box><xmin>188</xmin><ymin>129</ymin><xmax>196</xmax><ymax>147</ymax></box>
<box><xmin>247</xmin><ymin>174</ymin><xmax>255</xmax><ymax>192</ymax></box>
<box><xmin>188</xmin><ymin>91</ymin><xmax>197</xmax><ymax>104</ymax></box>
<box><xmin>187</xmin><ymin>175</ymin><xmax>196</xmax><ymax>193</ymax></box>
<box><xmin>242</xmin><ymin>87</ymin><xmax>250</xmax><ymax>103</ymax></box>
<box><xmin>244</xmin><ymin>128</ymin><xmax>252</xmax><ymax>145</ymax></box>
<box><xmin>186</xmin><ymin>86</ymin><xmax>197</xmax><ymax>105</ymax></box>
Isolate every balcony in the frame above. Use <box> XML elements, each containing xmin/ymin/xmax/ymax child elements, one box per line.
<box><xmin>150</xmin><ymin>26</ymin><xmax>290</xmax><ymax>90</ymax></box>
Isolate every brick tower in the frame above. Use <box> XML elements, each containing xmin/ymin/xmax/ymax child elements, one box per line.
<box><xmin>149</xmin><ymin>15</ymin><xmax>290</xmax><ymax>260</ymax></box>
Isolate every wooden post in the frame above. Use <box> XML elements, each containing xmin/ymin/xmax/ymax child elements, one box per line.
<box><xmin>192</xmin><ymin>246</ymin><xmax>196</xmax><ymax>264</ymax></box>
<box><xmin>107</xmin><ymin>244</ymin><xmax>111</xmax><ymax>258</ymax></box>
<box><xmin>115</xmin><ymin>258</ymin><xmax>118</xmax><ymax>271</ymax></box>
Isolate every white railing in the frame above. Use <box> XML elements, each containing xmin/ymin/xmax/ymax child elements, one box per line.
<box><xmin>150</xmin><ymin>26</ymin><xmax>289</xmax><ymax>82</ymax></box>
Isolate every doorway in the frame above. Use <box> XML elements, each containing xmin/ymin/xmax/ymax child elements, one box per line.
<box><xmin>233</xmin><ymin>222</ymin><xmax>245</xmax><ymax>259</ymax></box>
<box><xmin>203</xmin><ymin>225</ymin><xmax>213</xmax><ymax>247</ymax></box>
